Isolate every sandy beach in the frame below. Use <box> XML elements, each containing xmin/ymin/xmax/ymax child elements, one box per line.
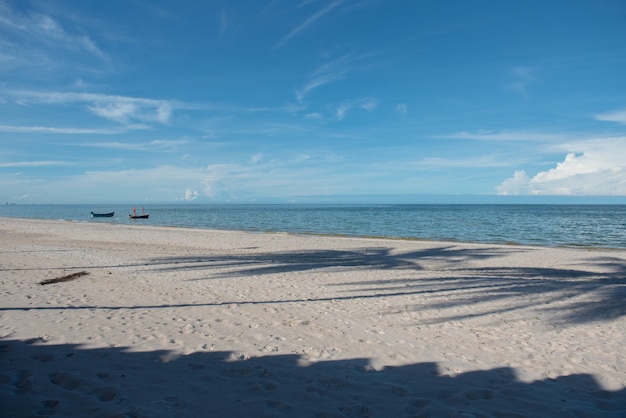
<box><xmin>1</xmin><ymin>217</ymin><xmax>625</xmax><ymax>417</ymax></box>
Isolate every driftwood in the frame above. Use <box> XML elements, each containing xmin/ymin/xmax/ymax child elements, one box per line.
<box><xmin>39</xmin><ymin>271</ymin><xmax>89</xmax><ymax>285</ymax></box>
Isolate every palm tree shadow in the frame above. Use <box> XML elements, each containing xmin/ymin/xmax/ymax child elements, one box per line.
<box><xmin>149</xmin><ymin>247</ymin><xmax>625</xmax><ymax>324</ymax></box>
<box><xmin>340</xmin><ymin>258</ymin><xmax>626</xmax><ymax>324</ymax></box>
<box><xmin>2</xmin><ymin>338</ymin><xmax>624</xmax><ymax>417</ymax></box>
<box><xmin>150</xmin><ymin>245</ymin><xmax>517</xmax><ymax>277</ymax></box>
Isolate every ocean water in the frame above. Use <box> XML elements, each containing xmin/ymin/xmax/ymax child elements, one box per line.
<box><xmin>0</xmin><ymin>204</ymin><xmax>625</xmax><ymax>249</ymax></box>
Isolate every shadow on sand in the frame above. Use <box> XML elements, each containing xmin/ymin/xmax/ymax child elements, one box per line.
<box><xmin>1</xmin><ymin>338</ymin><xmax>624</xmax><ymax>417</ymax></box>
<box><xmin>1</xmin><ymin>247</ymin><xmax>624</xmax><ymax>326</ymax></box>
<box><xmin>150</xmin><ymin>246</ymin><xmax>517</xmax><ymax>276</ymax></box>
<box><xmin>149</xmin><ymin>246</ymin><xmax>626</xmax><ymax>324</ymax></box>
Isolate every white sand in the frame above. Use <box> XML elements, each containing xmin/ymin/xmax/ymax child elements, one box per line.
<box><xmin>1</xmin><ymin>217</ymin><xmax>625</xmax><ymax>417</ymax></box>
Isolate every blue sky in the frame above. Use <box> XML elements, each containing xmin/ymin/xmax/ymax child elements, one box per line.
<box><xmin>1</xmin><ymin>0</ymin><xmax>626</xmax><ymax>204</ymax></box>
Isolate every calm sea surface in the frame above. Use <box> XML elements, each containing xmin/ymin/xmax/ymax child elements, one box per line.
<box><xmin>1</xmin><ymin>204</ymin><xmax>625</xmax><ymax>249</ymax></box>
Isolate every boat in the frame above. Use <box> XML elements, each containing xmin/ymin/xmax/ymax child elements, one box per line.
<box><xmin>91</xmin><ymin>211</ymin><xmax>114</xmax><ymax>218</ymax></box>
<box><xmin>129</xmin><ymin>207</ymin><xmax>149</xmax><ymax>219</ymax></box>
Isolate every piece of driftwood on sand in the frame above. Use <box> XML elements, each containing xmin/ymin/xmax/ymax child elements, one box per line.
<box><xmin>39</xmin><ymin>271</ymin><xmax>90</xmax><ymax>285</ymax></box>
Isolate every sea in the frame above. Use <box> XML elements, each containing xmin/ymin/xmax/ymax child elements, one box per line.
<box><xmin>1</xmin><ymin>204</ymin><xmax>625</xmax><ymax>249</ymax></box>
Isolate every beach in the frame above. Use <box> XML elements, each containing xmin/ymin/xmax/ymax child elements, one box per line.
<box><xmin>1</xmin><ymin>217</ymin><xmax>625</xmax><ymax>417</ymax></box>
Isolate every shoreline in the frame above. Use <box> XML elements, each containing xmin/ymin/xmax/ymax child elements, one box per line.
<box><xmin>2</xmin><ymin>215</ymin><xmax>625</xmax><ymax>251</ymax></box>
<box><xmin>1</xmin><ymin>217</ymin><xmax>625</xmax><ymax>416</ymax></box>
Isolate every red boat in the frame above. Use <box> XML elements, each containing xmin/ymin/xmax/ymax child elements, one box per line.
<box><xmin>129</xmin><ymin>207</ymin><xmax>149</xmax><ymax>219</ymax></box>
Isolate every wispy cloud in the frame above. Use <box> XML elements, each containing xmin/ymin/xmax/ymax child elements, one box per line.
<box><xmin>333</xmin><ymin>97</ymin><xmax>377</xmax><ymax>120</ymax></box>
<box><xmin>198</xmin><ymin>155</ymin><xmax>357</xmax><ymax>200</ymax></box>
<box><xmin>412</xmin><ymin>155</ymin><xmax>518</xmax><ymax>170</ymax></box>
<box><xmin>7</xmin><ymin>90</ymin><xmax>179</xmax><ymax>127</ymax></box>
<box><xmin>441</xmin><ymin>130</ymin><xmax>571</xmax><ymax>142</ymax></box>
<box><xmin>88</xmin><ymin>101</ymin><xmax>171</xmax><ymax>125</ymax></box>
<box><xmin>275</xmin><ymin>0</ymin><xmax>343</xmax><ymax>48</ymax></box>
<box><xmin>295</xmin><ymin>51</ymin><xmax>385</xmax><ymax>101</ymax></box>
<box><xmin>79</xmin><ymin>139</ymin><xmax>189</xmax><ymax>151</ymax></box>
<box><xmin>0</xmin><ymin>124</ymin><xmax>122</xmax><ymax>134</ymax></box>
<box><xmin>0</xmin><ymin>160</ymin><xmax>73</xmax><ymax>168</ymax></box>
<box><xmin>296</xmin><ymin>54</ymin><xmax>353</xmax><ymax>100</ymax></box>
<box><xmin>595</xmin><ymin>108</ymin><xmax>626</xmax><ymax>125</ymax></box>
<box><xmin>395</xmin><ymin>103</ymin><xmax>408</xmax><ymax>115</ymax></box>
<box><xmin>250</xmin><ymin>153</ymin><xmax>264</xmax><ymax>163</ymax></box>
<box><xmin>0</xmin><ymin>2</ymin><xmax>109</xmax><ymax>69</ymax></box>
<box><xmin>218</xmin><ymin>8</ymin><xmax>229</xmax><ymax>39</ymax></box>
<box><xmin>506</xmin><ymin>66</ymin><xmax>536</xmax><ymax>97</ymax></box>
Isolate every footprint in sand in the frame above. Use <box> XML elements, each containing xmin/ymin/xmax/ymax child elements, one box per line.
<box><xmin>92</xmin><ymin>386</ymin><xmax>117</xmax><ymax>402</ymax></box>
<box><xmin>15</xmin><ymin>370</ymin><xmax>33</xmax><ymax>395</ymax></box>
<box><xmin>49</xmin><ymin>372</ymin><xmax>81</xmax><ymax>391</ymax></box>
<box><xmin>31</xmin><ymin>353</ymin><xmax>54</xmax><ymax>362</ymax></box>
<box><xmin>38</xmin><ymin>399</ymin><xmax>59</xmax><ymax>415</ymax></box>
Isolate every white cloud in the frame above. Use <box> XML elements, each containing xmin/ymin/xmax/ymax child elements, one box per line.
<box><xmin>218</xmin><ymin>9</ymin><xmax>229</xmax><ymax>39</ymax></box>
<box><xmin>395</xmin><ymin>103</ymin><xmax>408</xmax><ymax>115</ymax></box>
<box><xmin>80</xmin><ymin>139</ymin><xmax>188</xmax><ymax>151</ymax></box>
<box><xmin>8</xmin><ymin>161</ymin><xmax>332</xmax><ymax>202</ymax></box>
<box><xmin>0</xmin><ymin>124</ymin><xmax>121</xmax><ymax>134</ymax></box>
<box><xmin>595</xmin><ymin>109</ymin><xmax>626</xmax><ymax>125</ymax></box>
<box><xmin>276</xmin><ymin>0</ymin><xmax>343</xmax><ymax>48</ymax></box>
<box><xmin>405</xmin><ymin>155</ymin><xmax>517</xmax><ymax>170</ymax></box>
<box><xmin>507</xmin><ymin>66</ymin><xmax>536</xmax><ymax>97</ymax></box>
<box><xmin>443</xmin><ymin>130</ymin><xmax>568</xmax><ymax>142</ymax></box>
<box><xmin>297</xmin><ymin>73</ymin><xmax>343</xmax><ymax>101</ymax></box>
<box><xmin>497</xmin><ymin>136</ymin><xmax>626</xmax><ymax>195</ymax></box>
<box><xmin>0</xmin><ymin>3</ymin><xmax>109</xmax><ymax>70</ymax></box>
<box><xmin>296</xmin><ymin>54</ymin><xmax>353</xmax><ymax>101</ymax></box>
<box><xmin>182</xmin><ymin>154</ymin><xmax>349</xmax><ymax>201</ymax></box>
<box><xmin>334</xmin><ymin>97</ymin><xmax>377</xmax><ymax>120</ymax></box>
<box><xmin>532</xmin><ymin>153</ymin><xmax>600</xmax><ymax>182</ymax></box>
<box><xmin>86</xmin><ymin>96</ymin><xmax>172</xmax><ymax>125</ymax></box>
<box><xmin>0</xmin><ymin>160</ymin><xmax>71</xmax><ymax>168</ymax></box>
<box><xmin>88</xmin><ymin>101</ymin><xmax>138</xmax><ymax>123</ymax></box>
<box><xmin>68</xmin><ymin>165</ymin><xmax>209</xmax><ymax>202</ymax></box>
<box><xmin>496</xmin><ymin>170</ymin><xmax>532</xmax><ymax>195</ymax></box>
<box><xmin>182</xmin><ymin>188</ymin><xmax>199</xmax><ymax>201</ymax></box>
<box><xmin>294</xmin><ymin>50</ymin><xmax>379</xmax><ymax>102</ymax></box>
<box><xmin>8</xmin><ymin>90</ymin><xmax>176</xmax><ymax>126</ymax></box>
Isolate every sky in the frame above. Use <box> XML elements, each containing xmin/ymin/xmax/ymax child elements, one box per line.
<box><xmin>1</xmin><ymin>0</ymin><xmax>626</xmax><ymax>204</ymax></box>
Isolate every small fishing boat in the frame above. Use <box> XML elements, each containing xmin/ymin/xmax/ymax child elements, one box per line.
<box><xmin>91</xmin><ymin>211</ymin><xmax>114</xmax><ymax>218</ymax></box>
<box><xmin>129</xmin><ymin>207</ymin><xmax>149</xmax><ymax>219</ymax></box>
